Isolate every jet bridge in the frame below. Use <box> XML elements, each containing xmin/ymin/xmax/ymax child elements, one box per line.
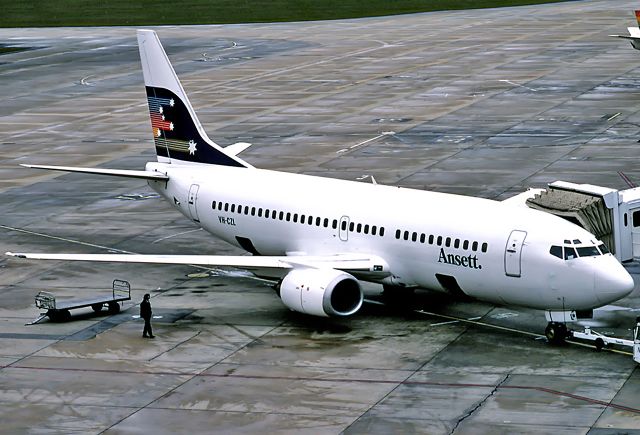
<box><xmin>525</xmin><ymin>181</ymin><xmax>640</xmax><ymax>262</ymax></box>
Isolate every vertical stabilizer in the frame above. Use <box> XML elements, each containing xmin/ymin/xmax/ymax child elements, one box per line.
<box><xmin>137</xmin><ymin>30</ymin><xmax>249</xmax><ymax>167</ymax></box>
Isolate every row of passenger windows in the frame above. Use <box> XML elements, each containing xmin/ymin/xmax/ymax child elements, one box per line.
<box><xmin>549</xmin><ymin>243</ymin><xmax>609</xmax><ymax>260</ymax></box>
<box><xmin>394</xmin><ymin>229</ymin><xmax>488</xmax><ymax>253</ymax></box>
<box><xmin>341</xmin><ymin>220</ymin><xmax>385</xmax><ymax>237</ymax></box>
<box><xmin>212</xmin><ymin>200</ymin><xmax>385</xmax><ymax>236</ymax></box>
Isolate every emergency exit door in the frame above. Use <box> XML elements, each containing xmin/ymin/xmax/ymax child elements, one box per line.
<box><xmin>505</xmin><ymin>230</ymin><xmax>527</xmax><ymax>277</ymax></box>
<box><xmin>188</xmin><ymin>184</ymin><xmax>200</xmax><ymax>222</ymax></box>
<box><xmin>339</xmin><ymin>216</ymin><xmax>350</xmax><ymax>241</ymax></box>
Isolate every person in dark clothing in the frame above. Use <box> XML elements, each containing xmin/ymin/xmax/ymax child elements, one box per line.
<box><xmin>140</xmin><ymin>293</ymin><xmax>154</xmax><ymax>338</ymax></box>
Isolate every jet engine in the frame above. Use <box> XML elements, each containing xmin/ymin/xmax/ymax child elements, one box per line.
<box><xmin>278</xmin><ymin>268</ymin><xmax>363</xmax><ymax>317</ymax></box>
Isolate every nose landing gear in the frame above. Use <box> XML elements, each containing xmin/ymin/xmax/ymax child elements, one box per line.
<box><xmin>545</xmin><ymin>322</ymin><xmax>568</xmax><ymax>345</ymax></box>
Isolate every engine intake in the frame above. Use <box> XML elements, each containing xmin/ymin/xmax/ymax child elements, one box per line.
<box><xmin>279</xmin><ymin>269</ymin><xmax>363</xmax><ymax>317</ymax></box>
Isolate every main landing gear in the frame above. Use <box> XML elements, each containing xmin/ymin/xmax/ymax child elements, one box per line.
<box><xmin>545</xmin><ymin>322</ymin><xmax>568</xmax><ymax>345</ymax></box>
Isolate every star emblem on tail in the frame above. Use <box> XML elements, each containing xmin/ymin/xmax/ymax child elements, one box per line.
<box><xmin>188</xmin><ymin>140</ymin><xmax>197</xmax><ymax>155</ymax></box>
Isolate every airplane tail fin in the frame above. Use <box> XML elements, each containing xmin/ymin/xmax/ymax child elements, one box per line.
<box><xmin>137</xmin><ymin>30</ymin><xmax>250</xmax><ymax>168</ymax></box>
<box><xmin>635</xmin><ymin>10</ymin><xmax>640</xmax><ymax>27</ymax></box>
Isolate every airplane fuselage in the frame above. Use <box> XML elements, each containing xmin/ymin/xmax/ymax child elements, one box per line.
<box><xmin>146</xmin><ymin>161</ymin><xmax>634</xmax><ymax>312</ymax></box>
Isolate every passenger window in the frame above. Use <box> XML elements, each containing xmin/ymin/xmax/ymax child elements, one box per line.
<box><xmin>454</xmin><ymin>239</ymin><xmax>460</xmax><ymax>249</ymax></box>
<box><xmin>404</xmin><ymin>231</ymin><xmax>409</xmax><ymax>241</ymax></box>
<box><xmin>349</xmin><ymin>222</ymin><xmax>354</xmax><ymax>232</ymax></box>
<box><xmin>244</xmin><ymin>206</ymin><xmax>249</xmax><ymax>215</ymax></box>
<box><xmin>286</xmin><ymin>212</ymin><xmax>291</xmax><ymax>221</ymax></box>
<box><xmin>564</xmin><ymin>247</ymin><xmax>578</xmax><ymax>260</ymax></box>
<box><xmin>549</xmin><ymin>246</ymin><xmax>562</xmax><ymax>259</ymax></box>
<box><xmin>429</xmin><ymin>235</ymin><xmax>434</xmax><ymax>245</ymax></box>
<box><xmin>238</xmin><ymin>204</ymin><xmax>242</xmax><ymax>214</ymax></box>
<box><xmin>420</xmin><ymin>234</ymin><xmax>425</xmax><ymax>243</ymax></box>
<box><xmin>625</xmin><ymin>213</ymin><xmax>628</xmax><ymax>227</ymax></box>
<box><xmin>395</xmin><ymin>229</ymin><xmax>401</xmax><ymax>239</ymax></box>
<box><xmin>372</xmin><ymin>226</ymin><xmax>377</xmax><ymax>236</ymax></box>
<box><xmin>445</xmin><ymin>237</ymin><xmax>451</xmax><ymax>247</ymax></box>
<box><xmin>293</xmin><ymin>213</ymin><xmax>298</xmax><ymax>223</ymax></box>
<box><xmin>231</xmin><ymin>204</ymin><xmax>236</xmax><ymax>213</ymax></box>
<box><xmin>472</xmin><ymin>241</ymin><xmax>478</xmax><ymax>251</ymax></box>
<box><xmin>251</xmin><ymin>207</ymin><xmax>256</xmax><ymax>216</ymax></box>
<box><xmin>598</xmin><ymin>243</ymin><xmax>610</xmax><ymax>254</ymax></box>
<box><xmin>218</xmin><ymin>202</ymin><xmax>223</xmax><ymax>210</ymax></box>
<box><xmin>364</xmin><ymin>224</ymin><xmax>370</xmax><ymax>234</ymax></box>
<box><xmin>332</xmin><ymin>219</ymin><xmax>338</xmax><ymax>229</ymax></box>
<box><xmin>463</xmin><ymin>240</ymin><xmax>469</xmax><ymax>250</ymax></box>
<box><xmin>272</xmin><ymin>210</ymin><xmax>277</xmax><ymax>219</ymax></box>
<box><xmin>224</xmin><ymin>203</ymin><xmax>229</xmax><ymax>212</ymax></box>
<box><xmin>437</xmin><ymin>236</ymin><xmax>443</xmax><ymax>246</ymax></box>
<box><xmin>212</xmin><ymin>201</ymin><xmax>217</xmax><ymax>209</ymax></box>
<box><xmin>481</xmin><ymin>242</ymin><xmax>488</xmax><ymax>253</ymax></box>
<box><xmin>258</xmin><ymin>208</ymin><xmax>263</xmax><ymax>217</ymax></box>
<box><xmin>308</xmin><ymin>216</ymin><xmax>313</xmax><ymax>225</ymax></box>
<box><xmin>323</xmin><ymin>218</ymin><xmax>329</xmax><ymax>227</ymax></box>
<box><xmin>380</xmin><ymin>227</ymin><xmax>385</xmax><ymax>237</ymax></box>
<box><xmin>342</xmin><ymin>221</ymin><xmax>348</xmax><ymax>231</ymax></box>
<box><xmin>634</xmin><ymin>211</ymin><xmax>640</xmax><ymax>228</ymax></box>
<box><xmin>411</xmin><ymin>232</ymin><xmax>417</xmax><ymax>242</ymax></box>
<box><xmin>577</xmin><ymin>246</ymin><xmax>600</xmax><ymax>257</ymax></box>
<box><xmin>300</xmin><ymin>214</ymin><xmax>305</xmax><ymax>223</ymax></box>
<box><xmin>316</xmin><ymin>217</ymin><xmax>321</xmax><ymax>226</ymax></box>
<box><xmin>357</xmin><ymin>223</ymin><xmax>362</xmax><ymax>233</ymax></box>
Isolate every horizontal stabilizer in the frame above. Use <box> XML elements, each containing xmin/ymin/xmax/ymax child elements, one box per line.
<box><xmin>224</xmin><ymin>142</ymin><xmax>252</xmax><ymax>156</ymax></box>
<box><xmin>609</xmin><ymin>34</ymin><xmax>640</xmax><ymax>40</ymax></box>
<box><xmin>21</xmin><ymin>164</ymin><xmax>169</xmax><ymax>181</ymax></box>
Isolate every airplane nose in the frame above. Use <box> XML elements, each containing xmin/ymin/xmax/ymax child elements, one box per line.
<box><xmin>594</xmin><ymin>262</ymin><xmax>635</xmax><ymax>305</ymax></box>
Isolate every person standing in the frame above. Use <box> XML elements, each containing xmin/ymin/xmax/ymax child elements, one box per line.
<box><xmin>140</xmin><ymin>293</ymin><xmax>154</xmax><ymax>338</ymax></box>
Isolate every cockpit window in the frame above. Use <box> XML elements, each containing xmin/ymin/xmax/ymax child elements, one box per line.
<box><xmin>597</xmin><ymin>243</ymin><xmax>610</xmax><ymax>254</ymax></box>
<box><xmin>564</xmin><ymin>247</ymin><xmax>578</xmax><ymax>260</ymax></box>
<box><xmin>572</xmin><ymin>239</ymin><xmax>581</xmax><ymax>244</ymax></box>
<box><xmin>564</xmin><ymin>239</ymin><xmax>571</xmax><ymax>244</ymax></box>
<box><xmin>550</xmin><ymin>245</ymin><xmax>563</xmax><ymax>259</ymax></box>
<box><xmin>577</xmin><ymin>246</ymin><xmax>600</xmax><ymax>257</ymax></box>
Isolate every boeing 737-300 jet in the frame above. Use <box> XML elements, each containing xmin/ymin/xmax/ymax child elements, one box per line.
<box><xmin>6</xmin><ymin>30</ymin><xmax>635</xmax><ymax>344</ymax></box>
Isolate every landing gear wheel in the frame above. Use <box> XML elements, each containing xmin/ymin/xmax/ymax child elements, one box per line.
<box><xmin>545</xmin><ymin>322</ymin><xmax>567</xmax><ymax>345</ymax></box>
<box><xmin>382</xmin><ymin>285</ymin><xmax>415</xmax><ymax>307</ymax></box>
<box><xmin>91</xmin><ymin>303</ymin><xmax>103</xmax><ymax>313</ymax></box>
<box><xmin>60</xmin><ymin>309</ymin><xmax>71</xmax><ymax>322</ymax></box>
<box><xmin>107</xmin><ymin>302</ymin><xmax>120</xmax><ymax>314</ymax></box>
<box><xmin>595</xmin><ymin>337</ymin><xmax>605</xmax><ymax>351</ymax></box>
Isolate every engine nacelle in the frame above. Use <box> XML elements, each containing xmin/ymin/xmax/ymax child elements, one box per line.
<box><xmin>279</xmin><ymin>269</ymin><xmax>363</xmax><ymax>317</ymax></box>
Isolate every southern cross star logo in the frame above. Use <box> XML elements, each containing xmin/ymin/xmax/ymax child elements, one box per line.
<box><xmin>188</xmin><ymin>140</ymin><xmax>197</xmax><ymax>155</ymax></box>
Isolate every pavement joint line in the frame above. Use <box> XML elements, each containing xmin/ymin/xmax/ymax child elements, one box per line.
<box><xmin>97</xmin><ymin>319</ymin><xmax>288</xmax><ymax>433</ymax></box>
<box><xmin>416</xmin><ymin>309</ymin><xmax>634</xmax><ymax>356</ymax></box>
<box><xmin>2</xmin><ymin>363</ymin><xmax>639</xmax><ymax>414</ymax></box>
<box><xmin>449</xmin><ymin>373</ymin><xmax>511</xmax><ymax>434</ymax></box>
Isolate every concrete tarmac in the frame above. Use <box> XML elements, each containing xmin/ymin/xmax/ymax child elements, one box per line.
<box><xmin>2</xmin><ymin>0</ymin><xmax>640</xmax><ymax>433</ymax></box>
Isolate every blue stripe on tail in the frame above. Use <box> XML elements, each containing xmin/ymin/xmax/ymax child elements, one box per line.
<box><xmin>146</xmin><ymin>86</ymin><xmax>246</xmax><ymax>167</ymax></box>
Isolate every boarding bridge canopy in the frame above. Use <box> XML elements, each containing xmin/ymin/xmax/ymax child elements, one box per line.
<box><xmin>526</xmin><ymin>188</ymin><xmax>614</xmax><ymax>254</ymax></box>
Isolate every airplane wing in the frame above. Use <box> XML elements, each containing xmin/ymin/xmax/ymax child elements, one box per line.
<box><xmin>20</xmin><ymin>164</ymin><xmax>169</xmax><ymax>181</ymax></box>
<box><xmin>5</xmin><ymin>252</ymin><xmax>390</xmax><ymax>280</ymax></box>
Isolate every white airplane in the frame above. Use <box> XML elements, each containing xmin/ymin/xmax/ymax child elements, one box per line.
<box><xmin>6</xmin><ymin>30</ymin><xmax>635</xmax><ymax>344</ymax></box>
<box><xmin>610</xmin><ymin>10</ymin><xmax>640</xmax><ymax>50</ymax></box>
